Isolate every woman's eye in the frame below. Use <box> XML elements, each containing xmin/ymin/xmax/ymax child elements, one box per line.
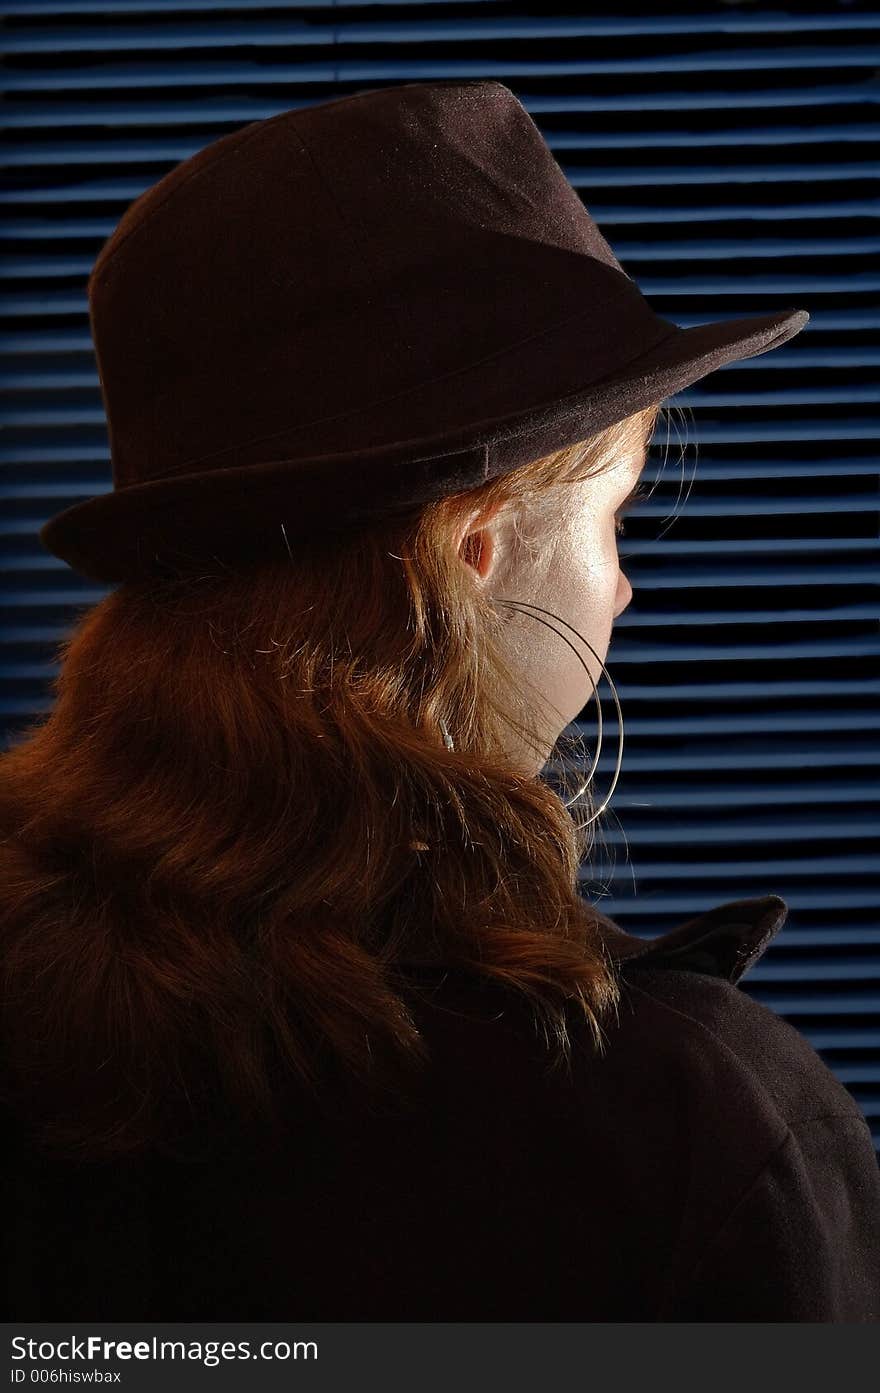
<box><xmin>614</xmin><ymin>484</ymin><xmax>647</xmax><ymax>537</ymax></box>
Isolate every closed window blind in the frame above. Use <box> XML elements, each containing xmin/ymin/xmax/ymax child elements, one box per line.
<box><xmin>1</xmin><ymin>1</ymin><xmax>877</xmax><ymax>1152</ymax></box>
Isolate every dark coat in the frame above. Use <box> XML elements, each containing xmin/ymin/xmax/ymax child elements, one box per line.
<box><xmin>4</xmin><ymin>894</ymin><xmax>879</xmax><ymax>1322</ymax></box>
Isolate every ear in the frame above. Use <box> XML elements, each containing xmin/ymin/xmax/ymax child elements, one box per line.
<box><xmin>456</xmin><ymin>500</ymin><xmax>506</xmax><ymax>580</ymax></box>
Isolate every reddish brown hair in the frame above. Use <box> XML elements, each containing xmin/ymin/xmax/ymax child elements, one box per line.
<box><xmin>0</xmin><ymin>404</ymin><xmax>667</xmax><ymax>1161</ymax></box>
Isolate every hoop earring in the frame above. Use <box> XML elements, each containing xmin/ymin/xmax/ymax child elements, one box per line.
<box><xmin>495</xmin><ymin>599</ymin><xmax>625</xmax><ymax>826</ymax></box>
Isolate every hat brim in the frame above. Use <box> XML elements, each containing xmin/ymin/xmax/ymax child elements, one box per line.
<box><xmin>40</xmin><ymin>304</ymin><xmax>808</xmax><ymax>584</ymax></box>
<box><xmin>469</xmin><ymin>305</ymin><xmax>810</xmax><ymax>474</ymax></box>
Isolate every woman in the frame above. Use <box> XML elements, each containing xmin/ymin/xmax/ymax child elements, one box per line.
<box><xmin>2</xmin><ymin>80</ymin><xmax>878</xmax><ymax>1322</ymax></box>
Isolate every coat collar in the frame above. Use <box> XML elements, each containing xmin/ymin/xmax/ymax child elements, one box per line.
<box><xmin>590</xmin><ymin>894</ymin><xmax>789</xmax><ymax>987</ymax></box>
<box><xmin>399</xmin><ymin>896</ymin><xmax>789</xmax><ymax>990</ymax></box>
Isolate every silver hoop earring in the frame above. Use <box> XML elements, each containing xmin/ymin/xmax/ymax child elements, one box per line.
<box><xmin>495</xmin><ymin>598</ymin><xmax>625</xmax><ymax>826</ymax></box>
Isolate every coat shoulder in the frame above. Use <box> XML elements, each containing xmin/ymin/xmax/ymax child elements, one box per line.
<box><xmin>590</xmin><ymin>892</ymin><xmax>865</xmax><ymax>1133</ymax></box>
<box><xmin>610</xmin><ymin>952</ymin><xmax>868</xmax><ymax>1139</ymax></box>
<box><xmin>404</xmin><ymin>894</ymin><xmax>863</xmax><ymax>1137</ymax></box>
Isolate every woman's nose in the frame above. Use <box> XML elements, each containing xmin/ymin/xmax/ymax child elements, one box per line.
<box><xmin>613</xmin><ymin>570</ymin><xmax>633</xmax><ymax>620</ymax></box>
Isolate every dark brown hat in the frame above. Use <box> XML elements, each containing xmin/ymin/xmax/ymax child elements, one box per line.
<box><xmin>40</xmin><ymin>79</ymin><xmax>809</xmax><ymax>585</ymax></box>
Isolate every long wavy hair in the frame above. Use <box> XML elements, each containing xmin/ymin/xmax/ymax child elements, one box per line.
<box><xmin>0</xmin><ymin>401</ymin><xmax>674</xmax><ymax>1163</ymax></box>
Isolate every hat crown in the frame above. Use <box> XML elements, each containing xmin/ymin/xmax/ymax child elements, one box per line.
<box><xmin>88</xmin><ymin>81</ymin><xmax>644</xmax><ymax>490</ymax></box>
